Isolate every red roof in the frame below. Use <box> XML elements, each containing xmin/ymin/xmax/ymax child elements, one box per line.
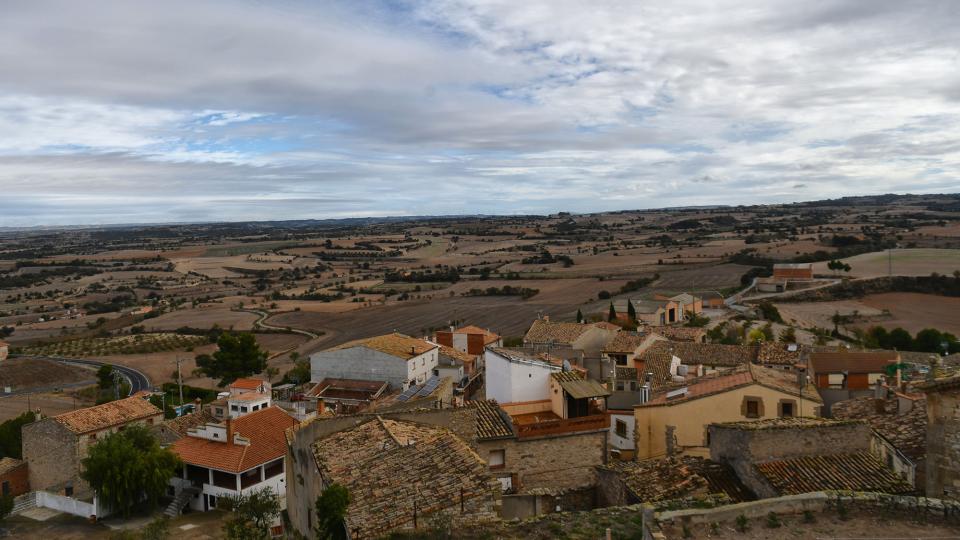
<box><xmin>230</xmin><ymin>378</ymin><xmax>266</xmax><ymax>391</ymax></box>
<box><xmin>170</xmin><ymin>406</ymin><xmax>296</xmax><ymax>473</ymax></box>
<box><xmin>810</xmin><ymin>351</ymin><xmax>899</xmax><ymax>374</ymax></box>
<box><xmin>641</xmin><ymin>370</ymin><xmax>754</xmax><ymax>406</ymax></box>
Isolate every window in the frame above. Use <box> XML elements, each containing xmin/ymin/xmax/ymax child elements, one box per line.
<box><xmin>614</xmin><ymin>355</ymin><xmax>628</xmax><ymax>366</ymax></box>
<box><xmin>241</xmin><ymin>406</ymin><xmax>248</xmax><ymax>413</ymax></box>
<box><xmin>2</xmin><ymin>481</ymin><xmax>9</xmax><ymax>497</ymax></box>
<box><xmin>741</xmin><ymin>396</ymin><xmax>763</xmax><ymax>419</ymax></box>
<box><xmin>488</xmin><ymin>449</ymin><xmax>505</xmax><ymax>470</ymax></box>
<box><xmin>615</xmin><ymin>419</ymin><xmax>628</xmax><ymax>438</ymax></box>
<box><xmin>146</xmin><ymin>418</ymin><xmax>154</xmax><ymax>425</ymax></box>
<box><xmin>231</xmin><ymin>405</ymin><xmax>239</xmax><ymax>412</ymax></box>
<box><xmin>65</xmin><ymin>484</ymin><xmax>74</xmax><ymax>497</ymax></box>
<box><xmin>264</xmin><ymin>458</ymin><xmax>283</xmax><ymax>479</ymax></box>
<box><xmin>89</xmin><ymin>432</ymin><xmax>97</xmax><ymax>442</ymax></box>
<box><xmin>615</xmin><ymin>382</ymin><xmax>625</xmax><ymax>391</ymax></box>
<box><xmin>779</xmin><ymin>400</ymin><xmax>796</xmax><ymax>418</ymax></box>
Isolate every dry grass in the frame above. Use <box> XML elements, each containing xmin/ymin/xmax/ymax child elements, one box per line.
<box><xmin>811</xmin><ymin>248</ymin><xmax>960</xmax><ymax>278</ymax></box>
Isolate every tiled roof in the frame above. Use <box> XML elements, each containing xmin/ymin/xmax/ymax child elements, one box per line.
<box><xmin>0</xmin><ymin>457</ymin><xmax>24</xmax><ymax>476</ymax></box>
<box><xmin>524</xmin><ymin>320</ymin><xmax>598</xmax><ymax>344</ymax></box>
<box><xmin>832</xmin><ymin>396</ymin><xmax>926</xmax><ymax>462</ymax></box>
<box><xmin>230</xmin><ymin>392</ymin><xmax>269</xmax><ymax>402</ymax></box>
<box><xmin>755</xmin><ymin>452</ymin><xmax>914</xmax><ymax>495</ymax></box>
<box><xmin>651</xmin><ymin>327</ymin><xmax>706</xmax><ymax>343</ymax></box>
<box><xmin>453</xmin><ymin>325</ymin><xmax>501</xmax><ymax>344</ymax></box>
<box><xmin>54</xmin><ymin>395</ymin><xmax>161</xmax><ymax>434</ymax></box>
<box><xmin>312</xmin><ymin>417</ymin><xmax>497</xmax><ymax>538</ymax></box>
<box><xmin>307</xmin><ymin>378</ymin><xmax>389</xmax><ymax>400</ymax></box>
<box><xmin>642</xmin><ymin>341</ymin><xmax>758</xmax><ymax>368</ymax></box>
<box><xmin>615</xmin><ymin>366</ymin><xmax>639</xmax><ymax>381</ymax></box>
<box><xmin>230</xmin><ymin>378</ymin><xmax>267</xmax><ymax>391</ymax></box>
<box><xmin>922</xmin><ymin>374</ymin><xmax>960</xmax><ymax>393</ymax></box>
<box><xmin>598</xmin><ymin>456</ymin><xmax>753</xmax><ymax>503</ymax></box>
<box><xmin>329</xmin><ymin>333</ymin><xmax>436</xmax><ymax>360</ymax></box>
<box><xmin>810</xmin><ymin>350</ymin><xmax>900</xmax><ymax>374</ymax></box>
<box><xmin>757</xmin><ymin>342</ymin><xmax>804</xmax><ymax>366</ymax></box>
<box><xmin>153</xmin><ymin>410</ymin><xmax>218</xmax><ymax>444</ymax></box>
<box><xmin>438</xmin><ymin>345</ymin><xmax>475</xmax><ymax>365</ymax></box>
<box><xmin>639</xmin><ymin>364</ymin><xmax>821</xmax><ymax>407</ymax></box>
<box><xmin>712</xmin><ymin>417</ymin><xmax>859</xmax><ymax>431</ymax></box>
<box><xmin>171</xmin><ymin>406</ymin><xmax>296</xmax><ymax>473</ymax></box>
<box><xmin>670</xmin><ymin>293</ymin><xmax>698</xmax><ymax>304</ymax></box>
<box><xmin>592</xmin><ymin>321</ymin><xmax>622</xmax><ymax>331</ymax></box>
<box><xmin>472</xmin><ymin>400</ymin><xmax>514</xmax><ymax>440</ymax></box>
<box><xmin>631</xmin><ymin>299</ymin><xmax>670</xmax><ymax>314</ymax></box>
<box><xmin>552</xmin><ymin>371</ymin><xmax>611</xmax><ymax>399</ymax></box>
<box><xmin>604</xmin><ymin>332</ymin><xmax>648</xmax><ymax>353</ymax></box>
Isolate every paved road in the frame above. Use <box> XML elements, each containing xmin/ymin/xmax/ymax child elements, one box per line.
<box><xmin>242</xmin><ymin>309</ymin><xmax>320</xmax><ymax>339</ymax></box>
<box><xmin>14</xmin><ymin>354</ymin><xmax>151</xmax><ymax>396</ymax></box>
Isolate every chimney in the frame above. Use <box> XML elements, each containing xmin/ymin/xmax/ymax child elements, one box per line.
<box><xmin>195</xmin><ymin>397</ymin><xmax>202</xmax><ymax>412</ymax></box>
<box><xmin>225</xmin><ymin>417</ymin><xmax>235</xmax><ymax>444</ymax></box>
<box><xmin>543</xmin><ymin>315</ymin><xmax>550</xmax><ymax>322</ymax></box>
<box><xmin>317</xmin><ymin>399</ymin><xmax>325</xmax><ymax>415</ymax></box>
<box><xmin>410</xmin><ymin>346</ymin><xmax>416</xmax><ymax>356</ymax></box>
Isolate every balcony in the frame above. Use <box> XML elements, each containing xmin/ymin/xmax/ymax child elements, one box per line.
<box><xmin>514</xmin><ymin>414</ymin><xmax>609</xmax><ymax>438</ymax></box>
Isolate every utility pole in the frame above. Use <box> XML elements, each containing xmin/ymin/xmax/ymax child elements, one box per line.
<box><xmin>175</xmin><ymin>355</ymin><xmax>184</xmax><ymax>408</ymax></box>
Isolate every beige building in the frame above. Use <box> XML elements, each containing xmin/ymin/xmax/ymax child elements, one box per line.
<box><xmin>633</xmin><ymin>364</ymin><xmax>822</xmax><ymax>460</ymax></box>
<box><xmin>22</xmin><ymin>394</ymin><xmax>163</xmax><ymax>497</ymax></box>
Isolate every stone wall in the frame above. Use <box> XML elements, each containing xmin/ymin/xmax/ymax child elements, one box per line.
<box><xmin>21</xmin><ymin>419</ymin><xmax>85</xmax><ymax>497</ymax></box>
<box><xmin>708</xmin><ymin>420</ymin><xmax>871</xmax><ymax>498</ymax></box>
<box><xmin>926</xmin><ymin>389</ymin><xmax>960</xmax><ymax>500</ymax></box>
<box><xmin>478</xmin><ymin>429</ymin><xmax>607</xmax><ymax>492</ymax></box>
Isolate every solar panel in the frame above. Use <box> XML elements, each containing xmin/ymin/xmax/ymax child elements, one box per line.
<box><xmin>415</xmin><ymin>376</ymin><xmax>441</xmax><ymax>397</ymax></box>
<box><xmin>397</xmin><ymin>385</ymin><xmax>420</xmax><ymax>402</ymax></box>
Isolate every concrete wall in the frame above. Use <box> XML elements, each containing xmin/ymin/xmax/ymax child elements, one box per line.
<box><xmin>310</xmin><ymin>347</ymin><xmax>412</xmax><ymax>389</ymax></box>
<box><xmin>926</xmin><ymin>388</ymin><xmax>960</xmax><ymax>500</ymax></box>
<box><xmin>633</xmin><ymin>383</ymin><xmax>821</xmax><ymax>460</ymax></box>
<box><xmin>484</xmin><ymin>349</ymin><xmax>559</xmax><ymax>404</ymax></box>
<box><xmin>21</xmin><ymin>419</ymin><xmax>83</xmax><ymax>497</ymax></box>
<box><xmin>36</xmin><ymin>491</ymin><xmax>100</xmax><ymax>518</ymax></box>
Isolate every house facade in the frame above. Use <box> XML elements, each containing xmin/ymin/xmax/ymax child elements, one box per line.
<box><xmin>310</xmin><ymin>333</ymin><xmax>438</xmax><ymax>390</ymax></box>
<box><xmin>772</xmin><ymin>263</ymin><xmax>813</xmax><ymax>280</ymax></box>
<box><xmin>633</xmin><ymin>364</ymin><xmax>822</xmax><ymax>460</ymax></box>
<box><xmin>169</xmin><ymin>406</ymin><xmax>296</xmax><ymax>513</ymax></box>
<box><xmin>22</xmin><ymin>395</ymin><xmax>163</xmax><ymax>497</ymax></box>
<box><xmin>435</xmin><ymin>325</ymin><xmax>501</xmax><ymax>355</ymax></box>
<box><xmin>484</xmin><ymin>347</ymin><xmax>563</xmax><ymax>404</ymax></box>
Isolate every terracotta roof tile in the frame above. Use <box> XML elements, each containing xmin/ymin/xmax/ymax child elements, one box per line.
<box><xmin>153</xmin><ymin>410</ymin><xmax>218</xmax><ymax>445</ymax></box>
<box><xmin>651</xmin><ymin>327</ymin><xmax>706</xmax><ymax>343</ymax></box>
<box><xmin>453</xmin><ymin>325</ymin><xmax>501</xmax><ymax>344</ymax></box>
<box><xmin>757</xmin><ymin>342</ymin><xmax>804</xmax><ymax>366</ymax></box>
<box><xmin>755</xmin><ymin>452</ymin><xmax>913</xmax><ymax>495</ymax></box>
<box><xmin>598</xmin><ymin>456</ymin><xmax>753</xmax><ymax>503</ymax></box>
<box><xmin>471</xmin><ymin>400</ymin><xmax>514</xmax><ymax>440</ymax></box>
<box><xmin>642</xmin><ymin>341</ymin><xmax>758</xmax><ymax>368</ymax></box>
<box><xmin>329</xmin><ymin>333</ymin><xmax>436</xmax><ymax>360</ymax></box>
<box><xmin>832</xmin><ymin>396</ymin><xmax>926</xmax><ymax>462</ymax></box>
<box><xmin>438</xmin><ymin>345</ymin><xmax>475</xmax><ymax>365</ymax></box>
<box><xmin>0</xmin><ymin>457</ymin><xmax>25</xmax><ymax>476</ymax></box>
<box><xmin>54</xmin><ymin>395</ymin><xmax>161</xmax><ymax>434</ymax></box>
<box><xmin>604</xmin><ymin>332</ymin><xmax>648</xmax><ymax>353</ymax></box>
<box><xmin>639</xmin><ymin>364</ymin><xmax>821</xmax><ymax>407</ymax></box>
<box><xmin>170</xmin><ymin>406</ymin><xmax>296</xmax><ymax>473</ymax></box>
<box><xmin>229</xmin><ymin>378</ymin><xmax>268</xmax><ymax>391</ymax></box>
<box><xmin>523</xmin><ymin>320</ymin><xmax>600</xmax><ymax>344</ymax></box>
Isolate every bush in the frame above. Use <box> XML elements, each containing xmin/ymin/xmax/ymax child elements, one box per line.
<box><xmin>765</xmin><ymin>511</ymin><xmax>781</xmax><ymax>528</ymax></box>
<box><xmin>735</xmin><ymin>514</ymin><xmax>749</xmax><ymax>532</ymax></box>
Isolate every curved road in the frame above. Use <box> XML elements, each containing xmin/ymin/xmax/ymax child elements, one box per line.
<box><xmin>15</xmin><ymin>354</ymin><xmax>151</xmax><ymax>396</ymax></box>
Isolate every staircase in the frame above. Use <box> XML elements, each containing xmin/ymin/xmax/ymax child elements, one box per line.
<box><xmin>11</xmin><ymin>492</ymin><xmax>37</xmax><ymax>515</ymax></box>
<box><xmin>163</xmin><ymin>487</ymin><xmax>198</xmax><ymax>517</ymax></box>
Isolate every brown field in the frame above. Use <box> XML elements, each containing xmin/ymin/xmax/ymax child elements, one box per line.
<box><xmin>651</xmin><ymin>263</ymin><xmax>752</xmax><ymax>290</ymax></box>
<box><xmin>0</xmin><ymin>392</ymin><xmax>87</xmax><ymax>422</ymax></box>
<box><xmin>446</xmin><ymin>278</ymin><xmax>629</xmax><ymax>305</ymax></box>
<box><xmin>855</xmin><ymin>293</ymin><xmax>960</xmax><ymax>335</ymax></box>
<box><xmin>0</xmin><ymin>358</ymin><xmax>95</xmax><ymax>391</ymax></box>
<box><xmin>811</xmin><ymin>248</ymin><xmax>960</xmax><ymax>278</ymax></box>
<box><xmin>143</xmin><ymin>305</ymin><xmax>259</xmax><ymax>331</ymax></box>
<box><xmin>774</xmin><ymin>300</ymin><xmax>882</xmax><ymax>330</ymax></box>
<box><xmin>172</xmin><ymin>255</ymin><xmax>294</xmax><ymax>278</ymax></box>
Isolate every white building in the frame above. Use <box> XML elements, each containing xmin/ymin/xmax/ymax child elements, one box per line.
<box><xmin>310</xmin><ymin>333</ymin><xmax>438</xmax><ymax>389</ymax></box>
<box><xmin>608</xmin><ymin>411</ymin><xmax>637</xmax><ymax>460</ymax></box>
<box><xmin>168</xmin><ymin>406</ymin><xmax>296</xmax><ymax>514</ymax></box>
<box><xmin>484</xmin><ymin>347</ymin><xmax>563</xmax><ymax>404</ymax></box>
<box><xmin>226</xmin><ymin>392</ymin><xmax>271</xmax><ymax>419</ymax></box>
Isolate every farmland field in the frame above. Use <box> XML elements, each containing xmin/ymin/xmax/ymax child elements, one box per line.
<box><xmin>811</xmin><ymin>249</ymin><xmax>960</xmax><ymax>279</ymax></box>
<box><xmin>775</xmin><ymin>293</ymin><xmax>960</xmax><ymax>336</ymax></box>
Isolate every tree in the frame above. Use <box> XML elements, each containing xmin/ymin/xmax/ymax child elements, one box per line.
<box><xmin>575</xmin><ymin>309</ymin><xmax>583</xmax><ymax>323</ymax></box>
<box><xmin>80</xmin><ymin>425</ymin><xmax>181</xmax><ymax>518</ymax></box>
<box><xmin>761</xmin><ymin>322</ymin><xmax>775</xmax><ymax>342</ymax></box>
<box><xmin>758</xmin><ymin>302</ymin><xmax>783</xmax><ymax>323</ymax></box>
<box><xmin>0</xmin><ymin>411</ymin><xmax>35</xmax><ymax>459</ymax></box>
<box><xmin>778</xmin><ymin>326</ymin><xmax>797</xmax><ymax>343</ymax></box>
<box><xmin>223</xmin><ymin>488</ymin><xmax>281</xmax><ymax>540</ymax></box>
<box><xmin>608</xmin><ymin>302</ymin><xmax>617</xmax><ymax>322</ymax></box>
<box><xmin>627</xmin><ymin>300</ymin><xmax>637</xmax><ymax>322</ymax></box>
<box><xmin>887</xmin><ymin>328</ymin><xmax>913</xmax><ymax>351</ymax></box>
<box><xmin>195</xmin><ymin>332</ymin><xmax>268</xmax><ymax>387</ymax></box>
<box><xmin>315</xmin><ymin>483</ymin><xmax>350</xmax><ymax>540</ymax></box>
<box><xmin>747</xmin><ymin>327</ymin><xmax>766</xmax><ymax>345</ymax></box>
<box><xmin>97</xmin><ymin>364</ymin><xmax>115</xmax><ymax>389</ymax></box>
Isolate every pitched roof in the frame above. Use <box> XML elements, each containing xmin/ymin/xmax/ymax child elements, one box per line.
<box><xmin>758</xmin><ymin>342</ymin><xmax>804</xmax><ymax>366</ymax></box>
<box><xmin>604</xmin><ymin>332</ymin><xmax>648</xmax><ymax>353</ymax></box>
<box><xmin>438</xmin><ymin>345</ymin><xmax>475</xmax><ymax>366</ymax></box>
<box><xmin>598</xmin><ymin>456</ymin><xmax>753</xmax><ymax>503</ymax></box>
<box><xmin>552</xmin><ymin>371</ymin><xmax>611</xmax><ymax>399</ymax></box>
<box><xmin>153</xmin><ymin>410</ymin><xmax>218</xmax><ymax>445</ymax></box>
<box><xmin>523</xmin><ymin>319</ymin><xmax>599</xmax><ymax>344</ymax></box>
<box><xmin>312</xmin><ymin>417</ymin><xmax>497</xmax><ymax>538</ymax></box>
<box><xmin>832</xmin><ymin>396</ymin><xmax>926</xmax><ymax>462</ymax></box>
<box><xmin>452</xmin><ymin>325</ymin><xmax>501</xmax><ymax>344</ymax></box>
<box><xmin>229</xmin><ymin>378</ymin><xmax>267</xmax><ymax>391</ymax></box>
<box><xmin>329</xmin><ymin>333</ymin><xmax>436</xmax><ymax>360</ymax></box>
<box><xmin>755</xmin><ymin>452</ymin><xmax>913</xmax><ymax>495</ymax></box>
<box><xmin>639</xmin><ymin>364</ymin><xmax>821</xmax><ymax>407</ymax></box>
<box><xmin>0</xmin><ymin>457</ymin><xmax>24</xmax><ymax>476</ymax></box>
<box><xmin>54</xmin><ymin>395</ymin><xmax>161</xmax><ymax>434</ymax></box>
<box><xmin>810</xmin><ymin>350</ymin><xmax>900</xmax><ymax>374</ymax></box>
<box><xmin>170</xmin><ymin>406</ymin><xmax>296</xmax><ymax>473</ymax></box>
<box><xmin>488</xmin><ymin>347</ymin><xmax>564</xmax><ymax>368</ymax></box>
<box><xmin>642</xmin><ymin>341</ymin><xmax>758</xmax><ymax>368</ymax></box>
<box><xmin>670</xmin><ymin>293</ymin><xmax>699</xmax><ymax>304</ymax></box>
<box><xmin>471</xmin><ymin>400</ymin><xmax>514</xmax><ymax>440</ymax></box>
<box><xmin>651</xmin><ymin>326</ymin><xmax>706</xmax><ymax>343</ymax></box>
<box><xmin>631</xmin><ymin>299</ymin><xmax>670</xmax><ymax>314</ymax></box>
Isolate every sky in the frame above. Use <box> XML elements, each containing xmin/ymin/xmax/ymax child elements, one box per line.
<box><xmin>1</xmin><ymin>0</ymin><xmax>959</xmax><ymax>226</ymax></box>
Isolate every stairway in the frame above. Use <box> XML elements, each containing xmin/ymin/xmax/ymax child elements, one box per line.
<box><xmin>163</xmin><ymin>487</ymin><xmax>198</xmax><ymax>517</ymax></box>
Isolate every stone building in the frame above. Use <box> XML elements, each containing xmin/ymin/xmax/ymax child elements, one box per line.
<box><xmin>923</xmin><ymin>374</ymin><xmax>960</xmax><ymax>500</ymax></box>
<box><xmin>21</xmin><ymin>395</ymin><xmax>163</xmax><ymax>497</ymax></box>
<box><xmin>708</xmin><ymin>417</ymin><xmax>912</xmax><ymax>497</ymax></box>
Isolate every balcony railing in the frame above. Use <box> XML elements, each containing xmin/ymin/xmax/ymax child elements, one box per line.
<box><xmin>515</xmin><ymin>414</ymin><xmax>609</xmax><ymax>438</ymax></box>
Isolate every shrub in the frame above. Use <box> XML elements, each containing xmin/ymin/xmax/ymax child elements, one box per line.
<box><xmin>735</xmin><ymin>514</ymin><xmax>749</xmax><ymax>532</ymax></box>
<box><xmin>765</xmin><ymin>511</ymin><xmax>781</xmax><ymax>528</ymax></box>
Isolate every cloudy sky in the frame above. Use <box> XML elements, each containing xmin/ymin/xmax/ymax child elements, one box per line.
<box><xmin>1</xmin><ymin>0</ymin><xmax>959</xmax><ymax>226</ymax></box>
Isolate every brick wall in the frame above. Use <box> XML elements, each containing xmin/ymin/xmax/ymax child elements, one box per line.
<box><xmin>0</xmin><ymin>461</ymin><xmax>30</xmax><ymax>497</ymax></box>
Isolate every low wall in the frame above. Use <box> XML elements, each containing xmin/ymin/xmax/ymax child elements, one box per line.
<box><xmin>35</xmin><ymin>491</ymin><xmax>103</xmax><ymax>519</ymax></box>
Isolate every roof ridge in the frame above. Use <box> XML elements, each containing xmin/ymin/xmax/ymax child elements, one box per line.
<box><xmin>377</xmin><ymin>415</ymin><xmax>405</xmax><ymax>447</ymax></box>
